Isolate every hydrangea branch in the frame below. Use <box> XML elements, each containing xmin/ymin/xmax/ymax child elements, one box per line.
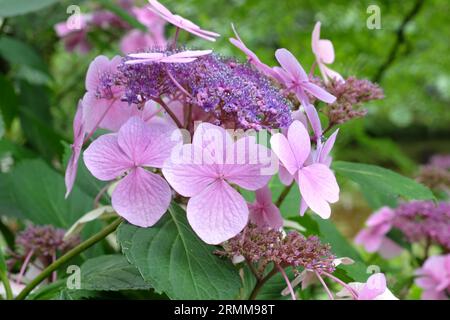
<box><xmin>248</xmin><ymin>265</ymin><xmax>278</xmax><ymax>300</ymax></box>
<box><xmin>15</xmin><ymin>218</ymin><xmax>123</xmax><ymax>300</ymax></box>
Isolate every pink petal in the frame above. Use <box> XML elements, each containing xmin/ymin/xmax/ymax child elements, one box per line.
<box><xmin>255</xmin><ymin>185</ymin><xmax>273</xmax><ymax>205</ymax></box>
<box><xmin>162</xmin><ymin>144</ymin><xmax>218</xmax><ymax>197</ymax></box>
<box><xmin>127</xmin><ymin>52</ymin><xmax>165</xmax><ymax>59</ymax></box>
<box><xmin>85</xmin><ymin>55</ymin><xmax>110</xmax><ymax>91</ymax></box>
<box><xmin>378</xmin><ymin>237</ymin><xmax>404</xmax><ymax>259</ymax></box>
<box><xmin>112</xmin><ymin>167</ymin><xmax>171</xmax><ymax>227</ymax></box>
<box><xmin>117</xmin><ymin>116</ymin><xmax>181</xmax><ymax>168</ymax></box>
<box><xmin>165</xmin><ymin>50</ymin><xmax>212</xmax><ymax>59</ymax></box>
<box><xmin>354</xmin><ymin>229</ymin><xmax>384</xmax><ymax>252</ymax></box>
<box><xmin>85</xmin><ymin>55</ymin><xmax>121</xmax><ymax>92</ymax></box>
<box><xmin>187</xmin><ymin>179</ymin><xmax>248</xmax><ymax>244</ymax></box>
<box><xmin>302</xmin><ymin>82</ymin><xmax>336</xmax><ymax>104</ymax></box>
<box><xmin>82</xmin><ymin>92</ymin><xmax>132</xmax><ymax>132</ymax></box>
<box><xmin>224</xmin><ymin>136</ymin><xmax>273</xmax><ymax>190</ymax></box>
<box><xmin>249</xmin><ymin>202</ymin><xmax>283</xmax><ymax>229</ymax></box>
<box><xmin>83</xmin><ymin>134</ymin><xmax>132</xmax><ymax>181</ymax></box>
<box><xmin>299</xmin><ymin>198</ymin><xmax>308</xmax><ymax>216</ymax></box>
<box><xmin>366</xmin><ymin>207</ymin><xmax>394</xmax><ymax>227</ymax></box>
<box><xmin>148</xmin><ymin>0</ymin><xmax>174</xmax><ymax>18</ymax></box>
<box><xmin>279</xmin><ymin>164</ymin><xmax>294</xmax><ymax>186</ymax></box>
<box><xmin>65</xmin><ymin>145</ymin><xmax>81</xmax><ymax>199</ymax></box>
<box><xmin>358</xmin><ymin>273</ymin><xmax>387</xmax><ymax>300</ymax></box>
<box><xmin>192</xmin><ymin>122</ymin><xmax>233</xmax><ymax>164</ymax></box>
<box><xmin>319</xmin><ymin>129</ymin><xmax>339</xmax><ymax>164</ymax></box>
<box><xmin>275</xmin><ymin>48</ymin><xmax>308</xmax><ymax>81</ymax></box>
<box><xmin>270</xmin><ymin>133</ymin><xmax>298</xmax><ymax>176</ymax></box>
<box><xmin>297</xmin><ymin>163</ymin><xmax>339</xmax><ymax>219</ymax></box>
<box><xmin>287</xmin><ymin>120</ymin><xmax>311</xmax><ymax>167</ymax></box>
<box><xmin>271</xmin><ymin>120</ymin><xmax>312</xmax><ymax>176</ymax></box>
<box><xmin>320</xmin><ymin>64</ymin><xmax>344</xmax><ymax>83</ymax></box>
<box><xmin>317</xmin><ymin>39</ymin><xmax>335</xmax><ymax>64</ymax></box>
<box><xmin>311</xmin><ymin>22</ymin><xmax>321</xmax><ymax>55</ymax></box>
<box><xmin>65</xmin><ymin>102</ymin><xmax>85</xmax><ymax>197</ymax></box>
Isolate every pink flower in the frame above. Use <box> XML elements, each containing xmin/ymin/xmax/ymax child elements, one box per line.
<box><xmin>65</xmin><ymin>100</ymin><xmax>85</xmax><ymax>198</ymax></box>
<box><xmin>126</xmin><ymin>50</ymin><xmax>212</xmax><ymax>65</ymax></box>
<box><xmin>273</xmin><ymin>48</ymin><xmax>336</xmax><ymax>106</ymax></box>
<box><xmin>355</xmin><ymin>207</ymin><xmax>403</xmax><ymax>258</ymax></box>
<box><xmin>415</xmin><ymin>254</ymin><xmax>450</xmax><ymax>300</ymax></box>
<box><xmin>271</xmin><ymin>120</ymin><xmax>340</xmax><ymax>218</ymax></box>
<box><xmin>162</xmin><ymin>123</ymin><xmax>273</xmax><ymax>244</ymax></box>
<box><xmin>248</xmin><ymin>185</ymin><xmax>283</xmax><ymax>229</ymax></box>
<box><xmin>229</xmin><ymin>24</ymin><xmax>277</xmax><ymax>79</ymax></box>
<box><xmin>148</xmin><ymin>0</ymin><xmax>220</xmax><ymax>42</ymax></box>
<box><xmin>83</xmin><ymin>116</ymin><xmax>181</xmax><ymax>227</ymax></box>
<box><xmin>311</xmin><ymin>22</ymin><xmax>343</xmax><ymax>84</ymax></box>
<box><xmin>337</xmin><ymin>273</ymin><xmax>398</xmax><ymax>300</ymax></box>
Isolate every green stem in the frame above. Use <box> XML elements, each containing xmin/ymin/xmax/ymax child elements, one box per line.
<box><xmin>249</xmin><ymin>265</ymin><xmax>278</xmax><ymax>300</ymax></box>
<box><xmin>275</xmin><ymin>183</ymin><xmax>294</xmax><ymax>207</ymax></box>
<box><xmin>15</xmin><ymin>218</ymin><xmax>122</xmax><ymax>300</ymax></box>
<box><xmin>0</xmin><ymin>271</ymin><xmax>13</xmax><ymax>300</ymax></box>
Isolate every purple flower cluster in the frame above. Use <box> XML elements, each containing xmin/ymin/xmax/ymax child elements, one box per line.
<box><xmin>217</xmin><ymin>224</ymin><xmax>336</xmax><ymax>278</ymax></box>
<box><xmin>391</xmin><ymin>201</ymin><xmax>450</xmax><ymax>250</ymax></box>
<box><xmin>16</xmin><ymin>225</ymin><xmax>80</xmax><ymax>258</ymax></box>
<box><xmin>117</xmin><ymin>51</ymin><xmax>293</xmax><ymax>129</ymax></box>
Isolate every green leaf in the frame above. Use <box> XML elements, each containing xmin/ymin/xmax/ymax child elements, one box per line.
<box><xmin>332</xmin><ymin>161</ymin><xmax>435</xmax><ymax>209</ymax></box>
<box><xmin>0</xmin><ymin>36</ymin><xmax>48</xmax><ymax>75</ymax></box>
<box><xmin>117</xmin><ymin>203</ymin><xmax>241</xmax><ymax>300</ymax></box>
<box><xmin>80</xmin><ymin>255</ymin><xmax>152</xmax><ymax>291</ymax></box>
<box><xmin>0</xmin><ymin>0</ymin><xmax>58</xmax><ymax>17</ymax></box>
<box><xmin>0</xmin><ymin>159</ymin><xmax>93</xmax><ymax>228</ymax></box>
<box><xmin>0</xmin><ymin>74</ymin><xmax>19</xmax><ymax>128</ymax></box>
<box><xmin>0</xmin><ymin>247</ymin><xmax>6</xmax><ymax>273</ymax></box>
<box><xmin>18</xmin><ymin>82</ymin><xmax>64</xmax><ymax>158</ymax></box>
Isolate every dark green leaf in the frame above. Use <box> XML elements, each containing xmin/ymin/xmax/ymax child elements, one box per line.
<box><xmin>18</xmin><ymin>81</ymin><xmax>64</xmax><ymax>158</ymax></box>
<box><xmin>0</xmin><ymin>247</ymin><xmax>6</xmax><ymax>273</ymax></box>
<box><xmin>0</xmin><ymin>159</ymin><xmax>93</xmax><ymax>228</ymax></box>
<box><xmin>0</xmin><ymin>111</ymin><xmax>4</xmax><ymax>139</ymax></box>
<box><xmin>117</xmin><ymin>203</ymin><xmax>241</xmax><ymax>300</ymax></box>
<box><xmin>0</xmin><ymin>74</ymin><xmax>19</xmax><ymax>128</ymax></box>
<box><xmin>0</xmin><ymin>36</ymin><xmax>48</xmax><ymax>74</ymax></box>
<box><xmin>80</xmin><ymin>254</ymin><xmax>152</xmax><ymax>291</ymax></box>
<box><xmin>333</xmin><ymin>161</ymin><xmax>435</xmax><ymax>209</ymax></box>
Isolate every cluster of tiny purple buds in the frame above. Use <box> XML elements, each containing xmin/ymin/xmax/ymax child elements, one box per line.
<box><xmin>8</xmin><ymin>225</ymin><xmax>80</xmax><ymax>283</ymax></box>
<box><xmin>217</xmin><ymin>224</ymin><xmax>336</xmax><ymax>279</ymax></box>
<box><xmin>115</xmin><ymin>50</ymin><xmax>293</xmax><ymax>130</ymax></box>
<box><xmin>392</xmin><ymin>201</ymin><xmax>450</xmax><ymax>250</ymax></box>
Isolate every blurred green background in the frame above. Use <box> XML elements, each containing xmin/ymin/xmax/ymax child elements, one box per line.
<box><xmin>0</xmin><ymin>0</ymin><xmax>449</xmax><ymax>237</ymax></box>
